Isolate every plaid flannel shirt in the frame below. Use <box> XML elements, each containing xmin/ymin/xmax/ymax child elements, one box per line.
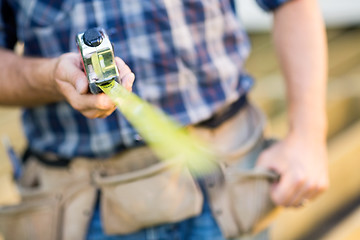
<box><xmin>0</xmin><ymin>0</ymin><xmax>290</xmax><ymax>158</ymax></box>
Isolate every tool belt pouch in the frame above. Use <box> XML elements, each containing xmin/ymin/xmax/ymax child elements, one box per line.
<box><xmin>0</xmin><ymin>159</ymin><xmax>97</xmax><ymax>240</ymax></box>
<box><xmin>198</xmin><ymin>104</ymin><xmax>279</xmax><ymax>238</ymax></box>
<box><xmin>94</xmin><ymin>148</ymin><xmax>203</xmax><ymax>235</ymax></box>
<box><xmin>205</xmin><ymin>139</ymin><xmax>278</xmax><ymax>239</ymax></box>
<box><xmin>223</xmin><ymin>140</ymin><xmax>278</xmax><ymax>236</ymax></box>
<box><xmin>0</xmin><ymin>187</ymin><xmax>62</xmax><ymax>240</ymax></box>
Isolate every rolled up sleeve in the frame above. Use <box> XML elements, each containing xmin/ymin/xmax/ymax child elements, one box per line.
<box><xmin>255</xmin><ymin>0</ymin><xmax>293</xmax><ymax>11</ymax></box>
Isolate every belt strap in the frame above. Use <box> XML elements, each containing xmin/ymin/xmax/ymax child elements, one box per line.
<box><xmin>23</xmin><ymin>96</ymin><xmax>247</xmax><ymax>167</ymax></box>
<box><xmin>22</xmin><ymin>148</ymin><xmax>72</xmax><ymax>167</ymax></box>
<box><xmin>197</xmin><ymin>95</ymin><xmax>247</xmax><ymax>128</ymax></box>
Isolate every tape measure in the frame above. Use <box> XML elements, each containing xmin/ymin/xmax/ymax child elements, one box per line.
<box><xmin>77</xmin><ymin>28</ymin><xmax>217</xmax><ymax>176</ymax></box>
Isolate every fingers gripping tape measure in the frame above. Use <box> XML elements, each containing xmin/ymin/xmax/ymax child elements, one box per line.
<box><xmin>76</xmin><ymin>28</ymin><xmax>119</xmax><ymax>94</ymax></box>
<box><xmin>76</xmin><ymin>28</ymin><xmax>217</xmax><ymax>176</ymax></box>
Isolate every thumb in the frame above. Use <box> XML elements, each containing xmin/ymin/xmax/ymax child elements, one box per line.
<box><xmin>75</xmin><ymin>76</ymin><xmax>89</xmax><ymax>94</ymax></box>
<box><xmin>256</xmin><ymin>149</ymin><xmax>282</xmax><ymax>183</ymax></box>
<box><xmin>115</xmin><ymin>57</ymin><xmax>135</xmax><ymax>92</ymax></box>
<box><xmin>57</xmin><ymin>53</ymin><xmax>89</xmax><ymax>94</ymax></box>
<box><xmin>256</xmin><ymin>150</ymin><xmax>273</xmax><ymax>169</ymax></box>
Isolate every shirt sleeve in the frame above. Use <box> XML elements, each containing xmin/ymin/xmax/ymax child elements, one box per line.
<box><xmin>0</xmin><ymin>0</ymin><xmax>18</xmax><ymax>49</ymax></box>
<box><xmin>255</xmin><ymin>0</ymin><xmax>293</xmax><ymax>12</ymax></box>
<box><xmin>0</xmin><ymin>0</ymin><xmax>6</xmax><ymax>47</ymax></box>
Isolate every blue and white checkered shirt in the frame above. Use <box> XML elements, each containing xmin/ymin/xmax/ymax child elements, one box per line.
<box><xmin>0</xmin><ymin>0</ymin><xmax>290</xmax><ymax>158</ymax></box>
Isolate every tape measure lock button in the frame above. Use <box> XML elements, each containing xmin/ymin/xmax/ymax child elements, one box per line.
<box><xmin>83</xmin><ymin>28</ymin><xmax>104</xmax><ymax>47</ymax></box>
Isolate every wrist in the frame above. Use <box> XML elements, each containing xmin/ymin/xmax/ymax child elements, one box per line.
<box><xmin>288</xmin><ymin>118</ymin><xmax>327</xmax><ymax>144</ymax></box>
<box><xmin>287</xmin><ymin>101</ymin><xmax>327</xmax><ymax>142</ymax></box>
<box><xmin>23</xmin><ymin>56</ymin><xmax>63</xmax><ymax>100</ymax></box>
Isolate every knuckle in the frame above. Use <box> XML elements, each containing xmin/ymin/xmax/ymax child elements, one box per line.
<box><xmin>280</xmin><ymin>201</ymin><xmax>290</xmax><ymax>207</ymax></box>
<box><xmin>272</xmin><ymin>194</ymin><xmax>283</xmax><ymax>206</ymax></box>
<box><xmin>312</xmin><ymin>177</ymin><xmax>329</xmax><ymax>193</ymax></box>
<box><xmin>256</xmin><ymin>152</ymin><xmax>270</xmax><ymax>166</ymax></box>
<box><xmin>293</xmin><ymin>175</ymin><xmax>306</xmax><ymax>187</ymax></box>
<box><xmin>120</xmin><ymin>66</ymin><xmax>131</xmax><ymax>77</ymax></box>
<box><xmin>122</xmin><ymin>73</ymin><xmax>135</xmax><ymax>88</ymax></box>
<box><xmin>54</xmin><ymin>63</ymin><xmax>65</xmax><ymax>79</ymax></box>
<box><xmin>54</xmin><ymin>78</ymin><xmax>64</xmax><ymax>90</ymax></box>
<box><xmin>93</xmin><ymin>100</ymin><xmax>102</xmax><ymax>109</ymax></box>
<box><xmin>317</xmin><ymin>182</ymin><xmax>329</xmax><ymax>192</ymax></box>
<box><xmin>95</xmin><ymin>101</ymin><xmax>113</xmax><ymax>110</ymax></box>
<box><xmin>94</xmin><ymin>96</ymin><xmax>111</xmax><ymax>110</ymax></box>
<box><xmin>95</xmin><ymin>108</ymin><xmax>115</xmax><ymax>119</ymax></box>
<box><xmin>83</xmin><ymin>110</ymin><xmax>100</xmax><ymax>119</ymax></box>
<box><xmin>124</xmin><ymin>72</ymin><xmax>135</xmax><ymax>80</ymax></box>
<box><xmin>93</xmin><ymin>113</ymin><xmax>103</xmax><ymax>119</ymax></box>
<box><xmin>130</xmin><ymin>72</ymin><xmax>136</xmax><ymax>81</ymax></box>
<box><xmin>116</xmin><ymin>57</ymin><xmax>125</xmax><ymax>64</ymax></box>
<box><xmin>98</xmin><ymin>112</ymin><xmax>112</xmax><ymax>119</ymax></box>
<box><xmin>85</xmin><ymin>114</ymin><xmax>98</xmax><ymax>119</ymax></box>
<box><xmin>124</xmin><ymin>64</ymin><xmax>130</xmax><ymax>72</ymax></box>
<box><xmin>69</xmin><ymin>97</ymin><xmax>87</xmax><ymax>113</ymax></box>
<box><xmin>308</xmin><ymin>183</ymin><xmax>317</xmax><ymax>192</ymax></box>
<box><xmin>116</xmin><ymin>58</ymin><xmax>126</xmax><ymax>69</ymax></box>
<box><xmin>71</xmin><ymin>102</ymin><xmax>83</xmax><ymax>112</ymax></box>
<box><xmin>122</xmin><ymin>72</ymin><xmax>131</xmax><ymax>81</ymax></box>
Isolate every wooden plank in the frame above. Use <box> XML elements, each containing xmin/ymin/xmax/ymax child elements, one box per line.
<box><xmin>249</xmin><ymin>74</ymin><xmax>286</xmax><ymax>117</ymax></box>
<box><xmin>327</xmin><ymin>27</ymin><xmax>360</xmax><ymax>78</ymax></box>
<box><xmin>246</xmin><ymin>30</ymin><xmax>360</xmax><ymax>239</ymax></box>
<box><xmin>246</xmin><ymin>27</ymin><xmax>360</xmax><ymax>82</ymax></box>
<box><xmin>0</xmin><ymin>108</ymin><xmax>22</xmax><ymax>207</ymax></box>
<box><xmin>343</xmin><ymin>229</ymin><xmax>360</xmax><ymax>240</ymax></box>
<box><xmin>248</xmin><ymin>32</ymin><xmax>272</xmax><ymax>53</ymax></box>
<box><xmin>245</xmin><ymin>43</ymin><xmax>279</xmax><ymax>80</ymax></box>
<box><xmin>0</xmin><ymin>107</ymin><xmax>26</xmax><ymax>178</ymax></box>
<box><xmin>326</xmin><ymin>28</ymin><xmax>349</xmax><ymax>40</ymax></box>
<box><xmin>0</xmin><ymin>173</ymin><xmax>21</xmax><ymax>206</ymax></box>
<box><xmin>0</xmin><ymin>109</ymin><xmax>26</xmax><ymax>150</ymax></box>
<box><xmin>271</xmin><ymin>119</ymin><xmax>360</xmax><ymax>240</ymax></box>
<box><xmin>263</xmin><ymin>95</ymin><xmax>360</xmax><ymax>140</ymax></box>
<box><xmin>267</xmin><ymin>95</ymin><xmax>360</xmax><ymax>140</ymax></box>
<box><xmin>245</xmin><ymin>28</ymin><xmax>350</xmax><ymax>81</ymax></box>
<box><xmin>321</xmin><ymin>207</ymin><xmax>360</xmax><ymax>240</ymax></box>
<box><xmin>248</xmin><ymin>28</ymin><xmax>344</xmax><ymax>55</ymax></box>
<box><xmin>251</xmin><ymin>59</ymin><xmax>360</xmax><ymax>138</ymax></box>
<box><xmin>0</xmin><ymin>107</ymin><xmax>21</xmax><ymax>126</ymax></box>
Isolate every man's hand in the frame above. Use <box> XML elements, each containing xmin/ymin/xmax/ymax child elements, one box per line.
<box><xmin>0</xmin><ymin>48</ymin><xmax>134</xmax><ymax>110</ymax></box>
<box><xmin>256</xmin><ymin>134</ymin><xmax>329</xmax><ymax>207</ymax></box>
<box><xmin>53</xmin><ymin>52</ymin><xmax>135</xmax><ymax>118</ymax></box>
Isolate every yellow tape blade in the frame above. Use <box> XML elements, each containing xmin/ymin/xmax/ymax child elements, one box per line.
<box><xmin>99</xmin><ymin>81</ymin><xmax>217</xmax><ymax>176</ymax></box>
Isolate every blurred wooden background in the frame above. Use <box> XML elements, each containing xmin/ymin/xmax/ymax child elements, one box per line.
<box><xmin>0</xmin><ymin>26</ymin><xmax>360</xmax><ymax>240</ymax></box>
<box><xmin>247</xmin><ymin>25</ymin><xmax>360</xmax><ymax>240</ymax></box>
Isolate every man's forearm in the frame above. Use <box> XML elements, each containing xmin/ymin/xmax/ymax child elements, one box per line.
<box><xmin>273</xmin><ymin>0</ymin><xmax>327</xmax><ymax>141</ymax></box>
<box><xmin>0</xmin><ymin>48</ymin><xmax>134</xmax><ymax>118</ymax></box>
<box><xmin>0</xmin><ymin>48</ymin><xmax>63</xmax><ymax>106</ymax></box>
